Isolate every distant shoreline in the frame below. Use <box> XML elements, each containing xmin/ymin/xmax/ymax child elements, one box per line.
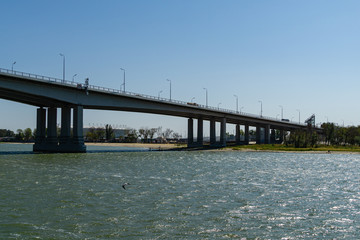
<box><xmin>2</xmin><ymin>142</ymin><xmax>360</xmax><ymax>154</ymax></box>
<box><xmin>85</xmin><ymin>142</ymin><xmax>184</xmax><ymax>150</ymax></box>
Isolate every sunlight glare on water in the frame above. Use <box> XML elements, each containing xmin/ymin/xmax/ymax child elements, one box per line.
<box><xmin>1</xmin><ymin>144</ymin><xmax>360</xmax><ymax>239</ymax></box>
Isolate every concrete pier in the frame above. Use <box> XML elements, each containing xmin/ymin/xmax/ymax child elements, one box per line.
<box><xmin>33</xmin><ymin>106</ymin><xmax>86</xmax><ymax>153</ymax></box>
<box><xmin>220</xmin><ymin>118</ymin><xmax>226</xmax><ymax>147</ymax></box>
<box><xmin>265</xmin><ymin>124</ymin><xmax>270</xmax><ymax>144</ymax></box>
<box><xmin>236</xmin><ymin>124</ymin><xmax>241</xmax><ymax>145</ymax></box>
<box><xmin>244</xmin><ymin>124</ymin><xmax>249</xmax><ymax>145</ymax></box>
<box><xmin>197</xmin><ymin>118</ymin><xmax>203</xmax><ymax>146</ymax></box>
<box><xmin>210</xmin><ymin>119</ymin><xmax>216</xmax><ymax>146</ymax></box>
<box><xmin>187</xmin><ymin>118</ymin><xmax>194</xmax><ymax>147</ymax></box>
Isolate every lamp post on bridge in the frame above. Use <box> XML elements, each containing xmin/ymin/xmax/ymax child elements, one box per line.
<box><xmin>203</xmin><ymin>87</ymin><xmax>208</xmax><ymax>107</ymax></box>
<box><xmin>234</xmin><ymin>94</ymin><xmax>238</xmax><ymax>113</ymax></box>
<box><xmin>72</xmin><ymin>74</ymin><xmax>77</xmax><ymax>83</ymax></box>
<box><xmin>11</xmin><ymin>61</ymin><xmax>16</xmax><ymax>73</ymax></box>
<box><xmin>191</xmin><ymin>97</ymin><xmax>195</xmax><ymax>103</ymax></box>
<box><xmin>279</xmin><ymin>105</ymin><xmax>283</xmax><ymax>120</ymax></box>
<box><xmin>158</xmin><ymin>90</ymin><xmax>163</xmax><ymax>99</ymax></box>
<box><xmin>258</xmin><ymin>100</ymin><xmax>263</xmax><ymax>117</ymax></box>
<box><xmin>59</xmin><ymin>53</ymin><xmax>65</xmax><ymax>83</ymax></box>
<box><xmin>166</xmin><ymin>79</ymin><xmax>172</xmax><ymax>101</ymax></box>
<box><xmin>218</xmin><ymin>102</ymin><xmax>222</xmax><ymax>109</ymax></box>
<box><xmin>120</xmin><ymin>68</ymin><xmax>126</xmax><ymax>92</ymax></box>
<box><xmin>296</xmin><ymin>109</ymin><xmax>300</xmax><ymax>124</ymax></box>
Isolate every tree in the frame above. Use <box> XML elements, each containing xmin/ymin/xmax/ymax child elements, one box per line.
<box><xmin>24</xmin><ymin>128</ymin><xmax>32</xmax><ymax>141</ymax></box>
<box><xmin>321</xmin><ymin>122</ymin><xmax>335</xmax><ymax>145</ymax></box>
<box><xmin>95</xmin><ymin>127</ymin><xmax>105</xmax><ymax>141</ymax></box>
<box><xmin>105</xmin><ymin>124</ymin><xmax>114</xmax><ymax>141</ymax></box>
<box><xmin>172</xmin><ymin>132</ymin><xmax>182</xmax><ymax>140</ymax></box>
<box><xmin>16</xmin><ymin>129</ymin><xmax>24</xmax><ymax>141</ymax></box>
<box><xmin>86</xmin><ymin>127</ymin><xmax>97</xmax><ymax>141</ymax></box>
<box><xmin>149</xmin><ymin>128</ymin><xmax>157</xmax><ymax>141</ymax></box>
<box><xmin>126</xmin><ymin>129</ymin><xmax>138</xmax><ymax>143</ymax></box>
<box><xmin>162</xmin><ymin>128</ymin><xmax>173</xmax><ymax>139</ymax></box>
<box><xmin>0</xmin><ymin>129</ymin><xmax>15</xmax><ymax>137</ymax></box>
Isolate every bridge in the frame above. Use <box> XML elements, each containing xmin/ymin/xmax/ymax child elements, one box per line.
<box><xmin>0</xmin><ymin>68</ymin><xmax>322</xmax><ymax>152</ymax></box>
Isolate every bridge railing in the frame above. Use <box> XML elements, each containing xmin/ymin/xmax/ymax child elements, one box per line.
<box><xmin>0</xmin><ymin>67</ymin><xmax>307</xmax><ymax>126</ymax></box>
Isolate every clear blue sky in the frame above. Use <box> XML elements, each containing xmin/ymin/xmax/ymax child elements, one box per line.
<box><xmin>1</xmin><ymin>0</ymin><xmax>360</xmax><ymax>135</ymax></box>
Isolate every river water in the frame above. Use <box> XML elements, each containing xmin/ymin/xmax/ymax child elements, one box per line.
<box><xmin>1</xmin><ymin>144</ymin><xmax>360</xmax><ymax>239</ymax></box>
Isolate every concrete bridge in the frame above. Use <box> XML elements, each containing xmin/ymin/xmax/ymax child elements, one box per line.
<box><xmin>0</xmin><ymin>68</ymin><xmax>321</xmax><ymax>152</ymax></box>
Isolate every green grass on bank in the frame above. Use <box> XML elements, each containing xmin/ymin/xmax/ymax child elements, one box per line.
<box><xmin>229</xmin><ymin>144</ymin><xmax>360</xmax><ymax>152</ymax></box>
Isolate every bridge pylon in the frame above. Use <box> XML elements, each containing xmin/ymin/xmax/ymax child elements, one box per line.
<box><xmin>33</xmin><ymin>105</ymin><xmax>86</xmax><ymax>153</ymax></box>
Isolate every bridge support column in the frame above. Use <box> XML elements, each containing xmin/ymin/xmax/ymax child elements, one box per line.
<box><xmin>235</xmin><ymin>124</ymin><xmax>241</xmax><ymax>145</ymax></box>
<box><xmin>244</xmin><ymin>124</ymin><xmax>249</xmax><ymax>145</ymax></box>
<box><xmin>59</xmin><ymin>107</ymin><xmax>71</xmax><ymax>145</ymax></box>
<box><xmin>280</xmin><ymin>129</ymin><xmax>284</xmax><ymax>143</ymax></box>
<box><xmin>265</xmin><ymin>125</ymin><xmax>270</xmax><ymax>144</ymax></box>
<box><xmin>35</xmin><ymin>107</ymin><xmax>46</xmax><ymax>144</ymax></box>
<box><xmin>34</xmin><ymin>107</ymin><xmax>59</xmax><ymax>152</ymax></box>
<box><xmin>187</xmin><ymin>118</ymin><xmax>194</xmax><ymax>147</ymax></box>
<box><xmin>47</xmin><ymin>107</ymin><xmax>58</xmax><ymax>145</ymax></box>
<box><xmin>72</xmin><ymin>105</ymin><xmax>86</xmax><ymax>152</ymax></box>
<box><xmin>197</xmin><ymin>118</ymin><xmax>203</xmax><ymax>146</ymax></box>
<box><xmin>220</xmin><ymin>118</ymin><xmax>226</xmax><ymax>147</ymax></box>
<box><xmin>256</xmin><ymin>125</ymin><xmax>261</xmax><ymax>144</ymax></box>
<box><xmin>270</xmin><ymin>128</ymin><xmax>276</xmax><ymax>144</ymax></box>
<box><xmin>33</xmin><ymin>107</ymin><xmax>46</xmax><ymax>151</ymax></box>
<box><xmin>210</xmin><ymin>118</ymin><xmax>216</xmax><ymax>147</ymax></box>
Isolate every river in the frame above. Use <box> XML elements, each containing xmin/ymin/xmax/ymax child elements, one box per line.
<box><xmin>1</xmin><ymin>143</ymin><xmax>360</xmax><ymax>239</ymax></box>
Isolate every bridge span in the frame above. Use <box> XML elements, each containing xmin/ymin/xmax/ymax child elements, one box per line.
<box><xmin>0</xmin><ymin>68</ymin><xmax>321</xmax><ymax>152</ymax></box>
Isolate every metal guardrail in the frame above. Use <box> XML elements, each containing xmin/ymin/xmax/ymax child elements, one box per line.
<box><xmin>0</xmin><ymin>67</ymin><xmax>308</xmax><ymax>126</ymax></box>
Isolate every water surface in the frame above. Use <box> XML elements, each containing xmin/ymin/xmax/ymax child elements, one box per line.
<box><xmin>1</xmin><ymin>144</ymin><xmax>360</xmax><ymax>239</ymax></box>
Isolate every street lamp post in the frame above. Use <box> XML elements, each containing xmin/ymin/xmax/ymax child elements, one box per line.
<box><xmin>191</xmin><ymin>97</ymin><xmax>195</xmax><ymax>103</ymax></box>
<box><xmin>296</xmin><ymin>109</ymin><xmax>300</xmax><ymax>124</ymax></box>
<box><xmin>234</xmin><ymin>95</ymin><xmax>238</xmax><ymax>113</ymax></box>
<box><xmin>240</xmin><ymin>106</ymin><xmax>244</xmax><ymax>113</ymax></box>
<box><xmin>72</xmin><ymin>74</ymin><xmax>77</xmax><ymax>83</ymax></box>
<box><xmin>158</xmin><ymin>90</ymin><xmax>163</xmax><ymax>99</ymax></box>
<box><xmin>279</xmin><ymin>105</ymin><xmax>283</xmax><ymax>120</ymax></box>
<box><xmin>203</xmin><ymin>87</ymin><xmax>208</xmax><ymax>107</ymax></box>
<box><xmin>11</xmin><ymin>61</ymin><xmax>16</xmax><ymax>73</ymax></box>
<box><xmin>120</xmin><ymin>68</ymin><xmax>126</xmax><ymax>92</ymax></box>
<box><xmin>258</xmin><ymin>100</ymin><xmax>263</xmax><ymax>117</ymax></box>
<box><xmin>167</xmin><ymin>79</ymin><xmax>172</xmax><ymax>100</ymax></box>
<box><xmin>59</xmin><ymin>53</ymin><xmax>65</xmax><ymax>82</ymax></box>
<box><xmin>218</xmin><ymin>102</ymin><xmax>222</xmax><ymax>109</ymax></box>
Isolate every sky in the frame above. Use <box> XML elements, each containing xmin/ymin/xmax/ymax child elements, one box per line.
<box><xmin>1</xmin><ymin>0</ymin><xmax>360</xmax><ymax>136</ymax></box>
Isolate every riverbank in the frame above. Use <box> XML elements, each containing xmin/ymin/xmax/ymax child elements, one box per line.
<box><xmin>85</xmin><ymin>143</ymin><xmax>360</xmax><ymax>154</ymax></box>
<box><xmin>228</xmin><ymin>144</ymin><xmax>360</xmax><ymax>154</ymax></box>
<box><xmin>85</xmin><ymin>142</ymin><xmax>186</xmax><ymax>150</ymax></box>
<box><xmin>3</xmin><ymin>142</ymin><xmax>360</xmax><ymax>154</ymax></box>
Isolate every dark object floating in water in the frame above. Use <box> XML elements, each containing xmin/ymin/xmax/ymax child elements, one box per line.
<box><xmin>122</xmin><ymin>183</ymin><xmax>130</xmax><ymax>190</ymax></box>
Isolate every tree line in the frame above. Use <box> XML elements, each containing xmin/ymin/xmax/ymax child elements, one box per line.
<box><xmin>85</xmin><ymin>125</ymin><xmax>182</xmax><ymax>143</ymax></box>
<box><xmin>0</xmin><ymin>128</ymin><xmax>34</xmax><ymax>142</ymax></box>
<box><xmin>3</xmin><ymin>122</ymin><xmax>360</xmax><ymax>147</ymax></box>
<box><xmin>0</xmin><ymin>125</ymin><xmax>183</xmax><ymax>143</ymax></box>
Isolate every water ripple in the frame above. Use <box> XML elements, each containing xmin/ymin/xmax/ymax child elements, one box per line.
<box><xmin>1</xmin><ymin>148</ymin><xmax>360</xmax><ymax>238</ymax></box>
